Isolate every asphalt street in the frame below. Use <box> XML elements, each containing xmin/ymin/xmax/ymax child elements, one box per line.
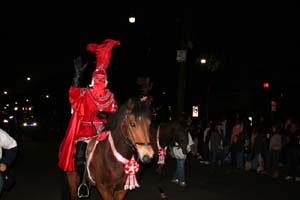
<box><xmin>1</xmin><ymin>130</ymin><xmax>299</xmax><ymax>200</ymax></box>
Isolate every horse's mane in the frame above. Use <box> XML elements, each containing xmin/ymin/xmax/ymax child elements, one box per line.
<box><xmin>105</xmin><ymin>98</ymin><xmax>151</xmax><ymax>131</ymax></box>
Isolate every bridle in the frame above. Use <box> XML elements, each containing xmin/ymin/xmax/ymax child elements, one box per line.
<box><xmin>121</xmin><ymin>112</ymin><xmax>152</xmax><ymax>151</ymax></box>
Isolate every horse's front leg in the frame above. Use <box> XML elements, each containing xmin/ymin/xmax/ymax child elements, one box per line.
<box><xmin>66</xmin><ymin>171</ymin><xmax>80</xmax><ymax>200</ymax></box>
<box><xmin>156</xmin><ymin>164</ymin><xmax>168</xmax><ymax>199</ymax></box>
<box><xmin>114</xmin><ymin>189</ymin><xmax>128</xmax><ymax>200</ymax></box>
<box><xmin>156</xmin><ymin>164</ymin><xmax>164</xmax><ymax>176</ymax></box>
<box><xmin>96</xmin><ymin>185</ymin><xmax>114</xmax><ymax>200</ymax></box>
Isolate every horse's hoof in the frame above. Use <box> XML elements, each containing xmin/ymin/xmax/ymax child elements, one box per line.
<box><xmin>160</xmin><ymin>193</ymin><xmax>168</xmax><ymax>199</ymax></box>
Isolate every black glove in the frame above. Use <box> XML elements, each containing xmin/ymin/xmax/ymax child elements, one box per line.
<box><xmin>97</xmin><ymin>111</ymin><xmax>111</xmax><ymax>119</ymax></box>
<box><xmin>72</xmin><ymin>56</ymin><xmax>87</xmax><ymax>86</ymax></box>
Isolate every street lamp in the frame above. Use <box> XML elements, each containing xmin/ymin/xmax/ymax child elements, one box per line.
<box><xmin>200</xmin><ymin>59</ymin><xmax>207</xmax><ymax>64</ymax></box>
<box><xmin>129</xmin><ymin>16</ymin><xmax>136</xmax><ymax>23</ymax></box>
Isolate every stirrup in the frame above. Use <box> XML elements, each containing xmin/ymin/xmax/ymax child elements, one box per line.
<box><xmin>77</xmin><ymin>183</ymin><xmax>90</xmax><ymax>198</ymax></box>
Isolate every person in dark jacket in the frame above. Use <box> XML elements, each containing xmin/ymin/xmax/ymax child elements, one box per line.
<box><xmin>0</xmin><ymin>128</ymin><xmax>18</xmax><ymax>193</ymax></box>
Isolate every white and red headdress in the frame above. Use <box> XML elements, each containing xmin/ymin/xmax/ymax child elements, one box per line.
<box><xmin>87</xmin><ymin>39</ymin><xmax>121</xmax><ymax>79</ymax></box>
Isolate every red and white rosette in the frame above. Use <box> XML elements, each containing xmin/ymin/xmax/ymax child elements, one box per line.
<box><xmin>107</xmin><ymin>132</ymin><xmax>140</xmax><ymax>190</ymax></box>
<box><xmin>124</xmin><ymin>156</ymin><xmax>140</xmax><ymax>190</ymax></box>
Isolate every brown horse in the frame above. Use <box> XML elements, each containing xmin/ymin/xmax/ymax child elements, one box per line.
<box><xmin>65</xmin><ymin>97</ymin><xmax>154</xmax><ymax>200</ymax></box>
<box><xmin>150</xmin><ymin>120</ymin><xmax>189</xmax><ymax>199</ymax></box>
<box><xmin>152</xmin><ymin>120</ymin><xmax>189</xmax><ymax>172</ymax></box>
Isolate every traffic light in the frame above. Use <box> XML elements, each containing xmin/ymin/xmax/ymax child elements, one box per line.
<box><xmin>263</xmin><ymin>82</ymin><xmax>269</xmax><ymax>88</ymax></box>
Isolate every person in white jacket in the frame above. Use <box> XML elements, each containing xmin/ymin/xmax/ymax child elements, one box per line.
<box><xmin>0</xmin><ymin>128</ymin><xmax>18</xmax><ymax>193</ymax></box>
<box><xmin>171</xmin><ymin>132</ymin><xmax>194</xmax><ymax>187</ymax></box>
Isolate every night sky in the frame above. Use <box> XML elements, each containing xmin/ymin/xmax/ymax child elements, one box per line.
<box><xmin>1</xmin><ymin>5</ymin><xmax>299</xmax><ymax>116</ymax></box>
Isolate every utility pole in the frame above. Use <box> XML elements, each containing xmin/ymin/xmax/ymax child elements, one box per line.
<box><xmin>176</xmin><ymin>49</ymin><xmax>187</xmax><ymax>119</ymax></box>
<box><xmin>176</xmin><ymin>9</ymin><xmax>191</xmax><ymax>119</ymax></box>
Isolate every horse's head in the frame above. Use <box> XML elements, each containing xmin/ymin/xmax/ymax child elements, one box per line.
<box><xmin>121</xmin><ymin>98</ymin><xmax>154</xmax><ymax>164</ymax></box>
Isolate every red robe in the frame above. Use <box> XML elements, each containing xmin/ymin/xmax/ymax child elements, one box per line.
<box><xmin>57</xmin><ymin>86</ymin><xmax>117</xmax><ymax>171</ymax></box>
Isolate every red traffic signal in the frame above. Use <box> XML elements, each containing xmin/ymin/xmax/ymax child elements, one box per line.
<box><xmin>263</xmin><ymin>82</ymin><xmax>269</xmax><ymax>88</ymax></box>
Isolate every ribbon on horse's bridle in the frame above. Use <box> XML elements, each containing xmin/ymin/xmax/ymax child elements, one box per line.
<box><xmin>156</xmin><ymin>125</ymin><xmax>167</xmax><ymax>165</ymax></box>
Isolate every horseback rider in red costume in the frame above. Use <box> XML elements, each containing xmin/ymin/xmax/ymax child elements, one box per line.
<box><xmin>57</xmin><ymin>39</ymin><xmax>120</xmax><ymax>196</ymax></box>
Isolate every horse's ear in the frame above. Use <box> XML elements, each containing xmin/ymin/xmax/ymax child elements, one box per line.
<box><xmin>126</xmin><ymin>98</ymin><xmax>135</xmax><ymax>111</ymax></box>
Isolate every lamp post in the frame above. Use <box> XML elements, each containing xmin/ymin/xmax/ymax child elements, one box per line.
<box><xmin>199</xmin><ymin>58</ymin><xmax>211</xmax><ymax>121</ymax></box>
<box><xmin>176</xmin><ymin>10</ymin><xmax>192</xmax><ymax>119</ymax></box>
<box><xmin>176</xmin><ymin>49</ymin><xmax>188</xmax><ymax>118</ymax></box>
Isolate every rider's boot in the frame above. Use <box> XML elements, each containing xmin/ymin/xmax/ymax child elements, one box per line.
<box><xmin>74</xmin><ymin>141</ymin><xmax>90</xmax><ymax>198</ymax></box>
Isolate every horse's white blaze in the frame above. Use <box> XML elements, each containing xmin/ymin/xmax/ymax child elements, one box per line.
<box><xmin>131</xmin><ymin>118</ymin><xmax>154</xmax><ymax>162</ymax></box>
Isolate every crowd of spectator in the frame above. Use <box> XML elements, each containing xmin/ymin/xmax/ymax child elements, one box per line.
<box><xmin>184</xmin><ymin>113</ymin><xmax>300</xmax><ymax>181</ymax></box>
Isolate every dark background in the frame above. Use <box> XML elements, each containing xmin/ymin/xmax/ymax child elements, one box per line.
<box><xmin>1</xmin><ymin>4</ymin><xmax>299</xmax><ymax>120</ymax></box>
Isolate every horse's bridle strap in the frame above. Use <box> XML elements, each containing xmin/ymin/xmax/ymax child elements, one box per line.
<box><xmin>135</xmin><ymin>142</ymin><xmax>152</xmax><ymax>146</ymax></box>
<box><xmin>122</xmin><ymin>114</ymin><xmax>151</xmax><ymax>147</ymax></box>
